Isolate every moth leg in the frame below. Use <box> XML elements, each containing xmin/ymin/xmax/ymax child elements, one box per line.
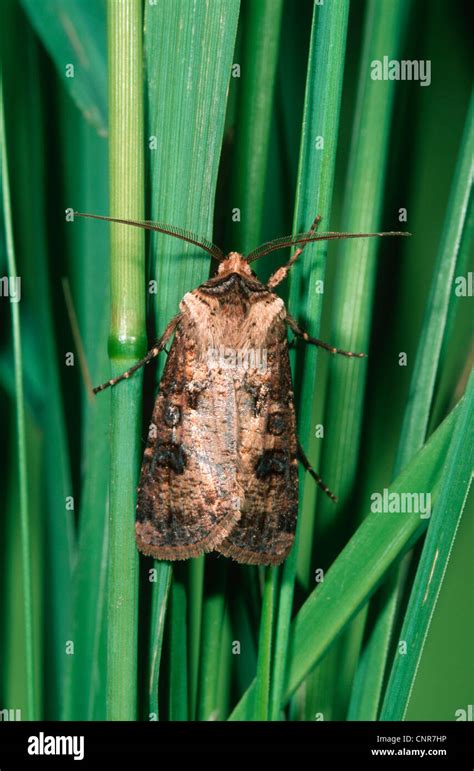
<box><xmin>286</xmin><ymin>314</ymin><xmax>367</xmax><ymax>358</ymax></box>
<box><xmin>93</xmin><ymin>313</ymin><xmax>182</xmax><ymax>394</ymax></box>
<box><xmin>267</xmin><ymin>213</ymin><xmax>322</xmax><ymax>289</ymax></box>
<box><xmin>297</xmin><ymin>442</ymin><xmax>337</xmax><ymax>503</ymax></box>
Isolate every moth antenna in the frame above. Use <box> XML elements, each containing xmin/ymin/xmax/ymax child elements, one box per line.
<box><xmin>247</xmin><ymin>229</ymin><xmax>411</xmax><ymax>263</ymax></box>
<box><xmin>73</xmin><ymin>211</ymin><xmax>225</xmax><ymax>261</ymax></box>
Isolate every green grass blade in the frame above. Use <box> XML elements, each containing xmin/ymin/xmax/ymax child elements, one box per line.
<box><xmin>253</xmin><ymin>567</ymin><xmax>278</xmax><ymax>720</ymax></box>
<box><xmin>188</xmin><ymin>557</ymin><xmax>204</xmax><ymax>720</ymax></box>
<box><xmin>229</xmin><ymin>397</ymin><xmax>460</xmax><ymax>719</ymax></box>
<box><xmin>346</xmin><ymin>576</ymin><xmax>399</xmax><ymax>721</ymax></box>
<box><xmin>395</xmin><ymin>93</ymin><xmax>473</xmax><ymax>473</ymax></box>
<box><xmin>1</xmin><ymin>2</ymin><xmax>75</xmax><ymax>719</ymax></box>
<box><xmin>20</xmin><ymin>0</ymin><xmax>107</xmax><ymax>135</ymax></box>
<box><xmin>168</xmin><ymin>567</ymin><xmax>188</xmax><ymax>721</ymax></box>
<box><xmin>148</xmin><ymin>563</ymin><xmax>172</xmax><ymax>719</ymax></box>
<box><xmin>309</xmin><ymin>0</ymin><xmax>409</xmax><ymax>721</ymax></box>
<box><xmin>217</xmin><ymin>0</ymin><xmax>287</xmax><ymax>722</ymax></box>
<box><xmin>4</xmin><ymin>0</ymin><xmax>469</xmax><ymax>728</ymax></box>
<box><xmin>106</xmin><ymin>0</ymin><xmax>145</xmax><ymax>721</ymax></box>
<box><xmin>59</xmin><ymin>72</ymin><xmax>110</xmax><ymax>720</ymax></box>
<box><xmin>289</xmin><ymin>0</ymin><xmax>409</xmax><ymax>721</ymax></box>
<box><xmin>144</xmin><ymin>0</ymin><xmax>240</xmax><ymax>721</ymax></box>
<box><xmin>196</xmin><ymin>561</ymin><xmax>228</xmax><ymax>721</ymax></box>
<box><xmin>229</xmin><ymin>577</ymin><xmax>258</xmax><ymax>699</ymax></box>
<box><xmin>216</xmin><ymin>600</ymin><xmax>233</xmax><ymax>719</ymax></box>
<box><xmin>380</xmin><ymin>369</ymin><xmax>474</xmax><ymax>720</ymax></box>
<box><xmin>68</xmin><ymin>477</ymin><xmax>109</xmax><ymax>721</ymax></box>
<box><xmin>403</xmin><ymin>493</ymin><xmax>474</xmax><ymax>720</ymax></box>
<box><xmin>349</xmin><ymin>91</ymin><xmax>474</xmax><ymax>721</ymax></box>
<box><xmin>269</xmin><ymin>0</ymin><xmax>350</xmax><ymax>722</ymax></box>
<box><xmin>288</xmin><ymin>0</ymin><xmax>351</xmax><ymax>421</ymax></box>
<box><xmin>68</xmin><ymin>299</ymin><xmax>110</xmax><ymax>721</ymax></box>
<box><xmin>2</xmin><ymin>428</ymin><xmax>42</xmax><ymax>722</ymax></box>
<box><xmin>0</xmin><ymin>73</ymin><xmax>36</xmax><ymax>721</ymax></box>
<box><xmin>432</xmin><ymin>194</ymin><xmax>473</xmax><ymax>426</ymax></box>
<box><xmin>227</xmin><ymin>0</ymin><xmax>283</xmax><ymax>254</ymax></box>
<box><xmin>285</xmin><ymin>407</ymin><xmax>458</xmax><ymax>702</ymax></box>
<box><xmin>145</xmin><ymin>0</ymin><xmax>240</xmax><ymax>334</ymax></box>
<box><xmin>318</xmin><ymin>0</ymin><xmax>409</xmax><ymax>527</ymax></box>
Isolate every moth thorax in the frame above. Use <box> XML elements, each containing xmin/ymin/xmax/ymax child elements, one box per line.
<box><xmin>218</xmin><ymin>252</ymin><xmax>252</xmax><ymax>276</ymax></box>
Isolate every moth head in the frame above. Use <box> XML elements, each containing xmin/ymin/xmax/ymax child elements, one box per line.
<box><xmin>218</xmin><ymin>252</ymin><xmax>252</xmax><ymax>276</ymax></box>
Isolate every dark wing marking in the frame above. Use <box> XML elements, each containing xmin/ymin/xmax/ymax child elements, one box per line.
<box><xmin>216</xmin><ymin>318</ymin><xmax>298</xmax><ymax>566</ymax></box>
<box><xmin>135</xmin><ymin>321</ymin><xmax>241</xmax><ymax>560</ymax></box>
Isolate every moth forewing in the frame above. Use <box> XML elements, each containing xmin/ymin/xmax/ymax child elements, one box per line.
<box><xmin>215</xmin><ymin>296</ymin><xmax>299</xmax><ymax>565</ymax></box>
<box><xmin>135</xmin><ymin>319</ymin><xmax>242</xmax><ymax>561</ymax></box>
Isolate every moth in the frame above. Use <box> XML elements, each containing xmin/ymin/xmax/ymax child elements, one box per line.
<box><xmin>76</xmin><ymin>211</ymin><xmax>408</xmax><ymax>565</ymax></box>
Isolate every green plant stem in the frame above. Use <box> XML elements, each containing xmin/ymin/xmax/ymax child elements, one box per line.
<box><xmin>106</xmin><ymin>0</ymin><xmax>145</xmax><ymax>721</ymax></box>
<box><xmin>0</xmin><ymin>73</ymin><xmax>36</xmax><ymax>721</ymax></box>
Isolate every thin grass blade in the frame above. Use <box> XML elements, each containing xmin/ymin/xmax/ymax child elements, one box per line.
<box><xmin>380</xmin><ymin>369</ymin><xmax>474</xmax><ymax>719</ymax></box>
<box><xmin>0</xmin><ymin>73</ymin><xmax>36</xmax><ymax>721</ymax></box>
<box><xmin>227</xmin><ymin>0</ymin><xmax>283</xmax><ymax>255</ymax></box>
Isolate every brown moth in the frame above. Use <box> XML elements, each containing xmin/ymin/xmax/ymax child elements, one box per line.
<box><xmin>75</xmin><ymin>212</ymin><xmax>409</xmax><ymax>565</ymax></box>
